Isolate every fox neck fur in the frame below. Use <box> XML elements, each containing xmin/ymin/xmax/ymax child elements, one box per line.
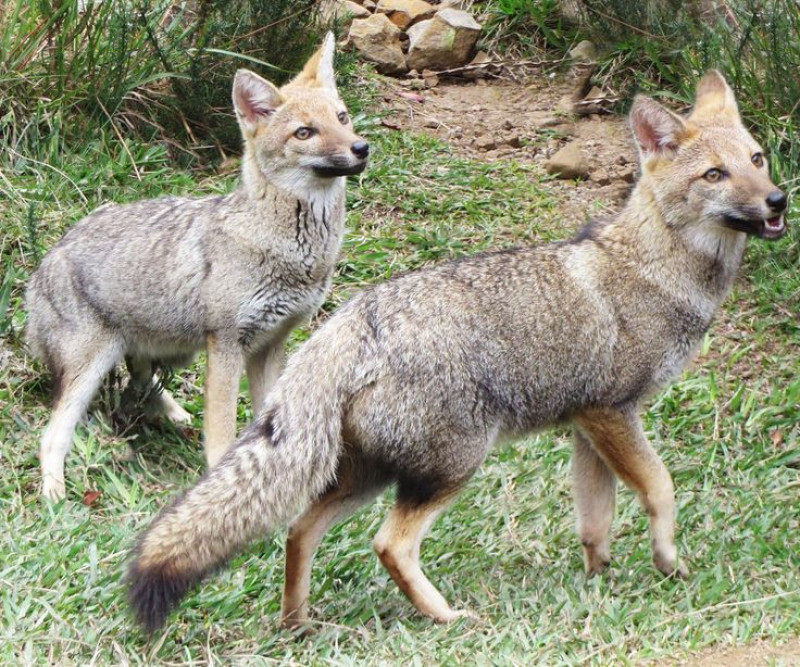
<box><xmin>581</xmin><ymin>180</ymin><xmax>747</xmax><ymax>326</ymax></box>
<box><xmin>229</xmin><ymin>144</ymin><xmax>346</xmax><ymax>269</ymax></box>
<box><xmin>240</xmin><ymin>140</ymin><xmax>346</xmax><ymax>211</ymax></box>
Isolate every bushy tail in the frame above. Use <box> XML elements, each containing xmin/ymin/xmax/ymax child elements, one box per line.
<box><xmin>128</xmin><ymin>326</ymin><xmax>361</xmax><ymax>634</ymax></box>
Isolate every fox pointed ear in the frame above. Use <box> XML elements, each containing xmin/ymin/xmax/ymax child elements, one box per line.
<box><xmin>232</xmin><ymin>69</ymin><xmax>284</xmax><ymax>136</ymax></box>
<box><xmin>286</xmin><ymin>32</ymin><xmax>337</xmax><ymax>92</ymax></box>
<box><xmin>630</xmin><ymin>96</ymin><xmax>688</xmax><ymax>161</ymax></box>
<box><xmin>315</xmin><ymin>32</ymin><xmax>337</xmax><ymax>91</ymax></box>
<box><xmin>691</xmin><ymin>69</ymin><xmax>740</xmax><ymax>122</ymax></box>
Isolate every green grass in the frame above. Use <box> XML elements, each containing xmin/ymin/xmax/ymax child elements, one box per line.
<box><xmin>2</xmin><ymin>66</ymin><xmax>799</xmax><ymax>664</ymax></box>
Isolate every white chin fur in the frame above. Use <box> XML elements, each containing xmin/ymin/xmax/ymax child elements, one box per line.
<box><xmin>268</xmin><ymin>166</ymin><xmax>343</xmax><ymax>199</ymax></box>
<box><xmin>683</xmin><ymin>219</ymin><xmax>746</xmax><ymax>259</ymax></box>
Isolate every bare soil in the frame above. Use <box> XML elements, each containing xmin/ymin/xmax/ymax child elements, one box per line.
<box><xmin>676</xmin><ymin>638</ymin><xmax>800</xmax><ymax>666</ymax></box>
<box><xmin>377</xmin><ymin>71</ymin><xmax>800</xmax><ymax>667</ymax></box>
<box><xmin>379</xmin><ymin>72</ymin><xmax>635</xmax><ymax>225</ymax></box>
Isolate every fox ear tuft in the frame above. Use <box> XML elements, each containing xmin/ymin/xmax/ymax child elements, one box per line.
<box><xmin>629</xmin><ymin>96</ymin><xmax>687</xmax><ymax>160</ymax></box>
<box><xmin>691</xmin><ymin>69</ymin><xmax>739</xmax><ymax>122</ymax></box>
<box><xmin>232</xmin><ymin>69</ymin><xmax>283</xmax><ymax>136</ymax></box>
<box><xmin>286</xmin><ymin>32</ymin><xmax>337</xmax><ymax>92</ymax></box>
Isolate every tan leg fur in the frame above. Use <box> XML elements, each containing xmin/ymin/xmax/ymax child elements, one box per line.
<box><xmin>246</xmin><ymin>344</ymin><xmax>284</xmax><ymax>418</ymax></box>
<box><xmin>203</xmin><ymin>333</ymin><xmax>244</xmax><ymax>467</ymax></box>
<box><xmin>373</xmin><ymin>491</ymin><xmax>474</xmax><ymax>623</ymax></box>
<box><xmin>574</xmin><ymin>405</ymin><xmax>688</xmax><ymax>577</ymax></box>
<box><xmin>572</xmin><ymin>428</ymin><xmax>617</xmax><ymax>576</ymax></box>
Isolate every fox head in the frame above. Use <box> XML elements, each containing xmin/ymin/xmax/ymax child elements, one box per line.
<box><xmin>232</xmin><ymin>33</ymin><xmax>369</xmax><ymax>195</ymax></box>
<box><xmin>630</xmin><ymin>70</ymin><xmax>787</xmax><ymax>246</ymax></box>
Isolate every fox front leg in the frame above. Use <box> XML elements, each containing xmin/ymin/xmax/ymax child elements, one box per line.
<box><xmin>204</xmin><ymin>333</ymin><xmax>245</xmax><ymax>468</ymax></box>
<box><xmin>574</xmin><ymin>405</ymin><xmax>688</xmax><ymax>578</ymax></box>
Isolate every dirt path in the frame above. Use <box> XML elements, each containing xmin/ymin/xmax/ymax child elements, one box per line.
<box><xmin>379</xmin><ymin>73</ymin><xmax>635</xmax><ymax>225</ymax></box>
<box><xmin>378</xmin><ymin>72</ymin><xmax>800</xmax><ymax>667</ymax></box>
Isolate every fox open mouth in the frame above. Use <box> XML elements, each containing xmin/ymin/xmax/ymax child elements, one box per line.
<box><xmin>313</xmin><ymin>161</ymin><xmax>368</xmax><ymax>178</ymax></box>
<box><xmin>722</xmin><ymin>213</ymin><xmax>786</xmax><ymax>240</ymax></box>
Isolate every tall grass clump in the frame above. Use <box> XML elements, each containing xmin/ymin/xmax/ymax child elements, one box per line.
<box><xmin>0</xmin><ymin>0</ymin><xmax>321</xmax><ymax>165</ymax></box>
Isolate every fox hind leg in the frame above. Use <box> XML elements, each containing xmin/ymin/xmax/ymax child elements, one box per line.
<box><xmin>40</xmin><ymin>336</ymin><xmax>123</xmax><ymax>500</ymax></box>
<box><xmin>124</xmin><ymin>356</ymin><xmax>192</xmax><ymax>425</ymax></box>
<box><xmin>373</xmin><ymin>480</ymin><xmax>473</xmax><ymax>623</ymax></box>
<box><xmin>572</xmin><ymin>427</ymin><xmax>617</xmax><ymax>576</ymax></box>
<box><xmin>281</xmin><ymin>452</ymin><xmax>389</xmax><ymax>629</ymax></box>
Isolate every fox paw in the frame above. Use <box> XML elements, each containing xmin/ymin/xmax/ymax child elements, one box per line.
<box><xmin>163</xmin><ymin>402</ymin><xmax>192</xmax><ymax>425</ymax></box>
<box><xmin>432</xmin><ymin>608</ymin><xmax>480</xmax><ymax>624</ymax></box>
<box><xmin>584</xmin><ymin>551</ymin><xmax>612</xmax><ymax>578</ymax></box>
<box><xmin>41</xmin><ymin>477</ymin><xmax>66</xmax><ymax>502</ymax></box>
<box><xmin>654</xmin><ymin>552</ymin><xmax>689</xmax><ymax>579</ymax></box>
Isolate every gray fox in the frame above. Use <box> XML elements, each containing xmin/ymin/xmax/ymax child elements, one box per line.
<box><xmin>128</xmin><ymin>71</ymin><xmax>787</xmax><ymax>633</ymax></box>
<box><xmin>25</xmin><ymin>33</ymin><xmax>368</xmax><ymax>500</ymax></box>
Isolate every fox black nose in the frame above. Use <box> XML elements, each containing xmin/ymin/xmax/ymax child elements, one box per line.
<box><xmin>351</xmin><ymin>141</ymin><xmax>369</xmax><ymax>159</ymax></box>
<box><xmin>766</xmin><ymin>190</ymin><xmax>787</xmax><ymax>213</ymax></box>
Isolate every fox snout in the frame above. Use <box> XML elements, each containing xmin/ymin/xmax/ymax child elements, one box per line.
<box><xmin>312</xmin><ymin>137</ymin><xmax>369</xmax><ymax>178</ymax></box>
<box><xmin>351</xmin><ymin>140</ymin><xmax>369</xmax><ymax>160</ymax></box>
<box><xmin>722</xmin><ymin>186</ymin><xmax>788</xmax><ymax>240</ymax></box>
<box><xmin>766</xmin><ymin>190</ymin><xmax>787</xmax><ymax>214</ymax></box>
<box><xmin>761</xmin><ymin>188</ymin><xmax>788</xmax><ymax>239</ymax></box>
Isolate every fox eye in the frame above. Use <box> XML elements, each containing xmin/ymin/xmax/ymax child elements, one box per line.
<box><xmin>294</xmin><ymin>127</ymin><xmax>314</xmax><ymax>140</ymax></box>
<box><xmin>703</xmin><ymin>168</ymin><xmax>724</xmax><ymax>182</ymax></box>
<box><xmin>337</xmin><ymin>111</ymin><xmax>349</xmax><ymax>125</ymax></box>
<box><xmin>751</xmin><ymin>152</ymin><xmax>764</xmax><ymax>168</ymax></box>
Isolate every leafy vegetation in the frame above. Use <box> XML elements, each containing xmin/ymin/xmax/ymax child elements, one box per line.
<box><xmin>1</xmin><ymin>0</ymin><xmax>798</xmax><ymax>664</ymax></box>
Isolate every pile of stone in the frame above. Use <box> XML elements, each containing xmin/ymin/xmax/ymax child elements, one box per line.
<box><xmin>321</xmin><ymin>0</ymin><xmax>483</xmax><ymax>75</ymax></box>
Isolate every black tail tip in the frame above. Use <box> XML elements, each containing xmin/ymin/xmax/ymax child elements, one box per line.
<box><xmin>127</xmin><ymin>560</ymin><xmax>195</xmax><ymax>635</ymax></box>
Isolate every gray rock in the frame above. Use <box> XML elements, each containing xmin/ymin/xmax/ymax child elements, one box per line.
<box><xmin>421</xmin><ymin>68</ymin><xmax>439</xmax><ymax>88</ymax></box>
<box><xmin>407</xmin><ymin>8</ymin><xmax>482</xmax><ymax>71</ymax></box>
<box><xmin>569</xmin><ymin>40</ymin><xmax>597</xmax><ymax>62</ymax></box>
<box><xmin>590</xmin><ymin>168</ymin><xmax>611</xmax><ymax>186</ymax></box>
<box><xmin>348</xmin><ymin>14</ymin><xmax>407</xmax><ymax>74</ymax></box>
<box><xmin>321</xmin><ymin>0</ymin><xmax>371</xmax><ymax>30</ymax></box>
<box><xmin>375</xmin><ymin>0</ymin><xmax>436</xmax><ymax>29</ymax></box>
<box><xmin>475</xmin><ymin>134</ymin><xmax>497</xmax><ymax>151</ymax></box>
<box><xmin>464</xmin><ymin>50</ymin><xmax>491</xmax><ymax>79</ymax></box>
<box><xmin>545</xmin><ymin>141</ymin><xmax>589</xmax><ymax>179</ymax></box>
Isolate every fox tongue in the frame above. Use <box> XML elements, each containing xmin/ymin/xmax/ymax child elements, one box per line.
<box><xmin>760</xmin><ymin>215</ymin><xmax>786</xmax><ymax>240</ymax></box>
<box><xmin>765</xmin><ymin>216</ymin><xmax>784</xmax><ymax>231</ymax></box>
